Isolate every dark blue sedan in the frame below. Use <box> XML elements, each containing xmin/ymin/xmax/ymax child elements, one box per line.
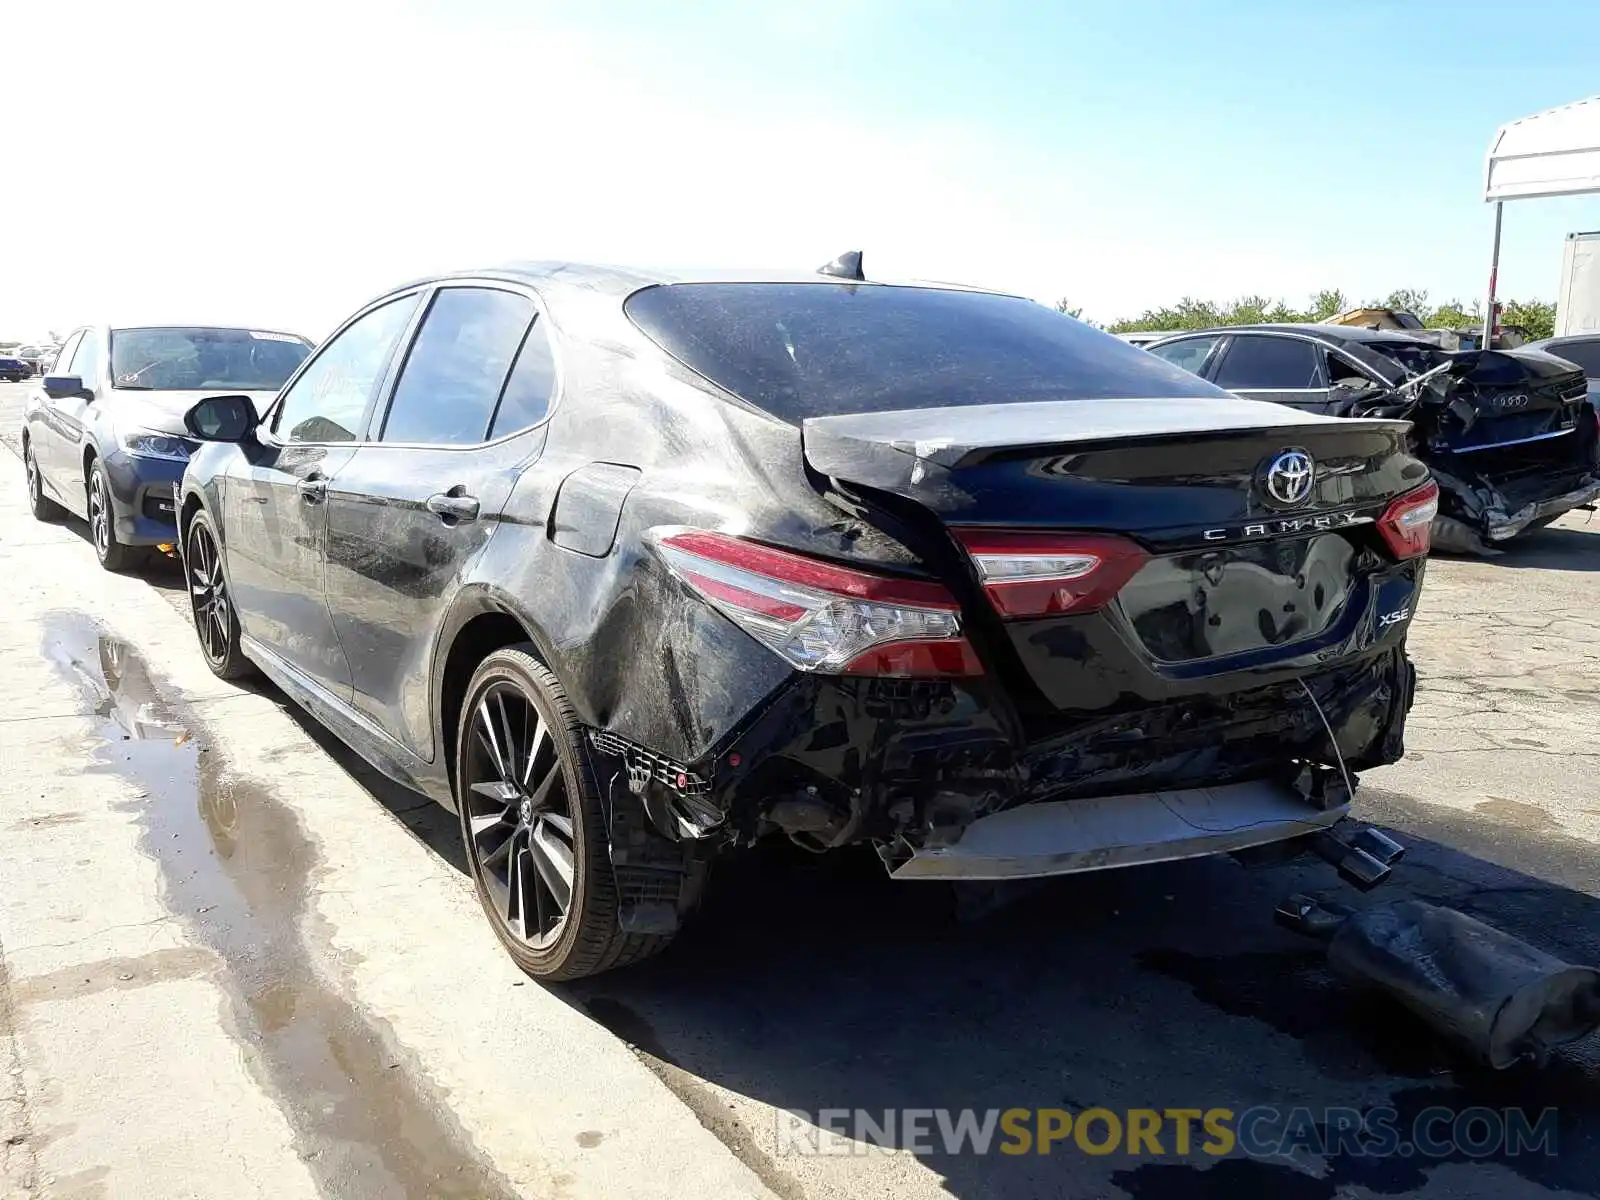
<box><xmin>21</xmin><ymin>323</ymin><xmax>312</xmax><ymax>569</ymax></box>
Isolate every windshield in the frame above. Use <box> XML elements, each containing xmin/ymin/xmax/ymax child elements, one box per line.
<box><xmin>110</xmin><ymin>327</ymin><xmax>311</xmax><ymax>391</ymax></box>
<box><xmin>625</xmin><ymin>282</ymin><xmax>1226</xmax><ymax>422</ymax></box>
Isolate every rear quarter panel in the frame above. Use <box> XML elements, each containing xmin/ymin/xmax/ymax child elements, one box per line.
<box><xmin>439</xmin><ymin>316</ymin><xmax>914</xmax><ymax>766</ymax></box>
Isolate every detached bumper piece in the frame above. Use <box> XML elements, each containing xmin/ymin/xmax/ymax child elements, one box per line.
<box><xmin>888</xmin><ymin>778</ymin><xmax>1347</xmax><ymax>881</ymax></box>
<box><xmin>1484</xmin><ymin>478</ymin><xmax>1600</xmax><ymax>541</ymax></box>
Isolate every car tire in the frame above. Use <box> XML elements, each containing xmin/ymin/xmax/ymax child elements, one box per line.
<box><xmin>455</xmin><ymin>646</ymin><xmax>673</xmax><ymax>981</ymax></box>
<box><xmin>23</xmin><ymin>438</ymin><xmax>64</xmax><ymax>522</ymax></box>
<box><xmin>86</xmin><ymin>458</ymin><xmax>141</xmax><ymax>572</ymax></box>
<box><xmin>184</xmin><ymin>510</ymin><xmax>254</xmax><ymax>680</ymax></box>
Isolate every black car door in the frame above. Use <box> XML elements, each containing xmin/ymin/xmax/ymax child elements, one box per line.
<box><xmin>322</xmin><ymin>284</ymin><xmax>558</xmax><ymax>761</ymax></box>
<box><xmin>223</xmin><ymin>292</ymin><xmax>423</xmax><ymax>700</ymax></box>
<box><xmin>1210</xmin><ymin>334</ymin><xmax>1333</xmax><ymax>412</ymax></box>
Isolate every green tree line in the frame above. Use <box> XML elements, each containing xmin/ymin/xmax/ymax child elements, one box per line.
<box><xmin>1056</xmin><ymin>290</ymin><xmax>1557</xmax><ymax>341</ymax></box>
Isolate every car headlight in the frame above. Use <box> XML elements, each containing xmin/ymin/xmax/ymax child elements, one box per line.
<box><xmin>121</xmin><ymin>430</ymin><xmax>193</xmax><ymax>462</ymax></box>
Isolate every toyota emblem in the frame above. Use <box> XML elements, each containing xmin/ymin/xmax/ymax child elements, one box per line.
<box><xmin>1264</xmin><ymin>449</ymin><xmax>1315</xmax><ymax>507</ymax></box>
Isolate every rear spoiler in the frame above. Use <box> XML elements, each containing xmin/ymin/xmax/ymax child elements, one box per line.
<box><xmin>802</xmin><ymin>398</ymin><xmax>1409</xmax><ymax>475</ymax></box>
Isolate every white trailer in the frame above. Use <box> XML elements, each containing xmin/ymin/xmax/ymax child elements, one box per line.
<box><xmin>1482</xmin><ymin>96</ymin><xmax>1600</xmax><ymax>342</ymax></box>
<box><xmin>1556</xmin><ymin>230</ymin><xmax>1600</xmax><ymax>336</ymax></box>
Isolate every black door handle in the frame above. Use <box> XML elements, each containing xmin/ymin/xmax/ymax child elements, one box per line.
<box><xmin>297</xmin><ymin>473</ymin><xmax>327</xmax><ymax>504</ymax></box>
<box><xmin>427</xmin><ymin>489</ymin><xmax>480</xmax><ymax>524</ymax></box>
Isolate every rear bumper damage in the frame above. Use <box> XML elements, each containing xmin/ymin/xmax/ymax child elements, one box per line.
<box><xmin>1430</xmin><ymin>465</ymin><xmax>1600</xmax><ymax>551</ymax></box>
<box><xmin>588</xmin><ymin>639</ymin><xmax>1416</xmax><ymax>881</ymax></box>
<box><xmin>886</xmin><ymin>778</ymin><xmax>1347</xmax><ymax>880</ymax></box>
<box><xmin>1482</xmin><ymin>478</ymin><xmax>1600</xmax><ymax>541</ymax></box>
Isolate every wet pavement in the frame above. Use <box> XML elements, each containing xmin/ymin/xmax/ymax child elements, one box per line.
<box><xmin>37</xmin><ymin>612</ymin><xmax>517</xmax><ymax>1199</ymax></box>
<box><xmin>3</xmin><ymin>381</ymin><xmax>1600</xmax><ymax>1198</ymax></box>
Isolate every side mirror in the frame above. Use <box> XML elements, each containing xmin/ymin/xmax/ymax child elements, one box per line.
<box><xmin>42</xmin><ymin>374</ymin><xmax>88</xmax><ymax>400</ymax></box>
<box><xmin>184</xmin><ymin>394</ymin><xmax>258</xmax><ymax>442</ymax></box>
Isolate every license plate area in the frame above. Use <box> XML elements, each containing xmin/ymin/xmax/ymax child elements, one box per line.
<box><xmin>1115</xmin><ymin>534</ymin><xmax>1357</xmax><ymax>664</ymax></box>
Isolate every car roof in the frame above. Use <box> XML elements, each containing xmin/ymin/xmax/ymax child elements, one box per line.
<box><xmin>97</xmin><ymin>321</ymin><xmax>310</xmax><ymax>337</ymax></box>
<box><xmin>1154</xmin><ymin>323</ymin><xmax>1434</xmax><ymax>347</ymax></box>
<box><xmin>391</xmin><ymin>260</ymin><xmax>1020</xmax><ymax>304</ymax></box>
<box><xmin>1526</xmin><ymin>334</ymin><xmax>1599</xmax><ymax>349</ymax></box>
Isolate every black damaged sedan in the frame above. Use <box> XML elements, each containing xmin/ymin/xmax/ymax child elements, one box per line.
<box><xmin>173</xmin><ymin>262</ymin><xmax>1436</xmax><ymax>979</ymax></box>
<box><xmin>1147</xmin><ymin>324</ymin><xmax>1599</xmax><ymax>551</ymax></box>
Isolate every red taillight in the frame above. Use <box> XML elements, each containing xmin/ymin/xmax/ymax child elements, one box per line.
<box><xmin>656</xmin><ymin>530</ymin><xmax>982</xmax><ymax>678</ymax></box>
<box><xmin>1377</xmin><ymin>481</ymin><xmax>1439</xmax><ymax>559</ymax></box>
<box><xmin>953</xmin><ymin>530</ymin><xmax>1149</xmax><ymax>619</ymax></box>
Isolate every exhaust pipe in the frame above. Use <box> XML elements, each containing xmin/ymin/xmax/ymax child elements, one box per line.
<box><xmin>1278</xmin><ymin>896</ymin><xmax>1600</xmax><ymax>1069</ymax></box>
<box><xmin>1312</xmin><ymin>822</ymin><xmax>1406</xmax><ymax>891</ymax></box>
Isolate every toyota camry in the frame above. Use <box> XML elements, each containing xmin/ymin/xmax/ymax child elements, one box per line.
<box><xmin>169</xmin><ymin>258</ymin><xmax>1437</xmax><ymax>979</ymax></box>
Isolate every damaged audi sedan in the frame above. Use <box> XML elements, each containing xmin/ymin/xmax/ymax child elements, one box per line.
<box><xmin>174</xmin><ymin>261</ymin><xmax>1435</xmax><ymax>979</ymax></box>
<box><xmin>1147</xmin><ymin>324</ymin><xmax>1600</xmax><ymax>552</ymax></box>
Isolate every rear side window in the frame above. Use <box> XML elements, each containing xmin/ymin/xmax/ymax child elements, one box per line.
<box><xmin>1214</xmin><ymin>336</ymin><xmax>1325</xmax><ymax>389</ymax></box>
<box><xmin>1148</xmin><ymin>336</ymin><xmax>1219</xmax><ymax>376</ymax></box>
<box><xmin>1364</xmin><ymin>340</ymin><xmax>1442</xmax><ymax>378</ymax></box>
<box><xmin>624</xmin><ymin>283</ymin><xmax>1227</xmax><ymax>422</ymax></box>
<box><xmin>381</xmin><ymin>287</ymin><xmax>534</xmax><ymax>445</ymax></box>
<box><xmin>488</xmin><ymin>317</ymin><xmax>557</xmax><ymax>438</ymax></box>
<box><xmin>1551</xmin><ymin>339</ymin><xmax>1600</xmax><ymax>376</ymax></box>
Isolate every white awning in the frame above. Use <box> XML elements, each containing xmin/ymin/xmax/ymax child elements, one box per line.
<box><xmin>1484</xmin><ymin>95</ymin><xmax>1600</xmax><ymax>202</ymax></box>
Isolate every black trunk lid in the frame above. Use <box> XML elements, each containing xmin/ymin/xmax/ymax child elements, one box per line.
<box><xmin>804</xmin><ymin>397</ymin><xmax>1428</xmax><ymax>712</ymax></box>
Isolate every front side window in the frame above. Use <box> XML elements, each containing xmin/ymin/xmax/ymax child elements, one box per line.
<box><xmin>380</xmin><ymin>288</ymin><xmax>533</xmax><ymax>445</ymax></box>
<box><xmin>68</xmin><ymin>329</ymin><xmax>101</xmax><ymax>380</ymax></box>
<box><xmin>52</xmin><ymin>331</ymin><xmax>83</xmax><ymax>377</ymax></box>
<box><xmin>272</xmin><ymin>296</ymin><xmax>419</xmax><ymax>444</ymax></box>
<box><xmin>625</xmin><ymin>282</ymin><xmax>1226</xmax><ymax>422</ymax></box>
<box><xmin>1213</xmin><ymin>336</ymin><xmax>1325</xmax><ymax>390</ymax></box>
<box><xmin>1148</xmin><ymin>337</ymin><xmax>1220</xmax><ymax>376</ymax></box>
<box><xmin>110</xmin><ymin>327</ymin><xmax>312</xmax><ymax>391</ymax></box>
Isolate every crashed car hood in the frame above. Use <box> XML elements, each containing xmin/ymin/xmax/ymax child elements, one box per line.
<box><xmin>111</xmin><ymin>389</ymin><xmax>280</xmax><ymax>436</ymax></box>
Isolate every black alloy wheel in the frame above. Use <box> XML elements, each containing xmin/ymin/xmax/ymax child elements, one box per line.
<box><xmin>456</xmin><ymin>647</ymin><xmax>673</xmax><ymax>980</ymax></box>
<box><xmin>24</xmin><ymin>438</ymin><xmax>63</xmax><ymax>521</ymax></box>
<box><xmin>86</xmin><ymin>459</ymin><xmax>138</xmax><ymax>571</ymax></box>
<box><xmin>185</xmin><ymin>512</ymin><xmax>253</xmax><ymax>679</ymax></box>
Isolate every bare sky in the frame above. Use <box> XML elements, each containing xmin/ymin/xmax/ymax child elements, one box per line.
<box><xmin>3</xmin><ymin>0</ymin><xmax>1595</xmax><ymax>343</ymax></box>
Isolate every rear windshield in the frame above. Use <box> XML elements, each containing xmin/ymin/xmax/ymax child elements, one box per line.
<box><xmin>110</xmin><ymin>327</ymin><xmax>312</xmax><ymax>391</ymax></box>
<box><xmin>1363</xmin><ymin>340</ymin><xmax>1443</xmax><ymax>378</ymax></box>
<box><xmin>625</xmin><ymin>283</ymin><xmax>1226</xmax><ymax>421</ymax></box>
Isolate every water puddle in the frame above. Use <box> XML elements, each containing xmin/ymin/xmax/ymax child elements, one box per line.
<box><xmin>40</xmin><ymin>611</ymin><xmax>517</xmax><ymax>1200</ymax></box>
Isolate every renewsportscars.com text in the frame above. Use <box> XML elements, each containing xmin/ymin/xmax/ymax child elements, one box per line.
<box><xmin>777</xmin><ymin>1106</ymin><xmax>1558</xmax><ymax>1158</ymax></box>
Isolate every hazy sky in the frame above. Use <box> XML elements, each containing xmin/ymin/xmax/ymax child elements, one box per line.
<box><xmin>2</xmin><ymin>0</ymin><xmax>1596</xmax><ymax>342</ymax></box>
